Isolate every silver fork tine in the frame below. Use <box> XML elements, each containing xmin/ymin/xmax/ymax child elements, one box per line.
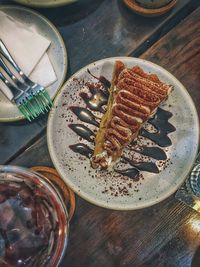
<box><xmin>0</xmin><ymin>39</ymin><xmax>52</xmax><ymax>108</ymax></box>
<box><xmin>0</xmin><ymin>41</ymin><xmax>39</xmax><ymax>89</ymax></box>
<box><xmin>0</xmin><ymin>56</ymin><xmax>46</xmax><ymax>116</ymax></box>
<box><xmin>0</xmin><ymin>39</ymin><xmax>21</xmax><ymax>73</ymax></box>
<box><xmin>0</xmin><ymin>56</ymin><xmax>29</xmax><ymax>92</ymax></box>
<box><xmin>0</xmin><ymin>71</ymin><xmax>23</xmax><ymax>100</ymax></box>
<box><xmin>0</xmin><ymin>71</ymin><xmax>32</xmax><ymax>121</ymax></box>
<box><xmin>0</xmin><ymin>56</ymin><xmax>43</xmax><ymax>103</ymax></box>
<box><xmin>0</xmin><ymin>68</ymin><xmax>47</xmax><ymax>121</ymax></box>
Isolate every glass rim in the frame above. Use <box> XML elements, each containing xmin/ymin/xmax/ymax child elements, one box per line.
<box><xmin>0</xmin><ymin>164</ymin><xmax>69</xmax><ymax>267</ymax></box>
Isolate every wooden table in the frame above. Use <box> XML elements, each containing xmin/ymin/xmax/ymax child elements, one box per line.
<box><xmin>0</xmin><ymin>1</ymin><xmax>200</xmax><ymax>266</ymax></box>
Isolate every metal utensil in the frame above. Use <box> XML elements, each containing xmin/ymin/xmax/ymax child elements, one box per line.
<box><xmin>0</xmin><ymin>70</ymin><xmax>41</xmax><ymax>120</ymax></box>
<box><xmin>0</xmin><ymin>39</ymin><xmax>52</xmax><ymax>119</ymax></box>
<box><xmin>0</xmin><ymin>56</ymin><xmax>45</xmax><ymax>113</ymax></box>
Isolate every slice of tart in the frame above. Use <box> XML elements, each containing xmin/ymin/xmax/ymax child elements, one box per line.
<box><xmin>91</xmin><ymin>61</ymin><xmax>173</xmax><ymax>169</ymax></box>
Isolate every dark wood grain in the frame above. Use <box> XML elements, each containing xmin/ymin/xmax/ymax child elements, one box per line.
<box><xmin>0</xmin><ymin>118</ymin><xmax>47</xmax><ymax>164</ymax></box>
<box><xmin>141</xmin><ymin>6</ymin><xmax>200</xmax><ymax>123</ymax></box>
<box><xmin>10</xmin><ymin>7</ymin><xmax>200</xmax><ymax>267</ymax></box>
<box><xmin>0</xmin><ymin>0</ymin><xmax>198</xmax><ymax>164</ymax></box>
<box><xmin>11</xmin><ymin>137</ymin><xmax>200</xmax><ymax>267</ymax></box>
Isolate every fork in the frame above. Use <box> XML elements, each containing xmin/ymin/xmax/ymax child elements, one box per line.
<box><xmin>0</xmin><ymin>56</ymin><xmax>45</xmax><ymax>114</ymax></box>
<box><xmin>0</xmin><ymin>70</ymin><xmax>41</xmax><ymax>121</ymax></box>
<box><xmin>0</xmin><ymin>39</ymin><xmax>52</xmax><ymax>119</ymax></box>
<box><xmin>0</xmin><ymin>57</ymin><xmax>45</xmax><ymax>120</ymax></box>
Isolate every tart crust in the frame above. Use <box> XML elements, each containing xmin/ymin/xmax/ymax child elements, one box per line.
<box><xmin>91</xmin><ymin>61</ymin><xmax>173</xmax><ymax>169</ymax></box>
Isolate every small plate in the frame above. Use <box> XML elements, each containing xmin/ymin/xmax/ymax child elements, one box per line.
<box><xmin>47</xmin><ymin>57</ymin><xmax>199</xmax><ymax>210</ymax></box>
<box><xmin>0</xmin><ymin>5</ymin><xmax>67</xmax><ymax>122</ymax></box>
<box><xmin>12</xmin><ymin>0</ymin><xmax>78</xmax><ymax>8</ymax></box>
<box><xmin>123</xmin><ymin>0</ymin><xmax>177</xmax><ymax>17</ymax></box>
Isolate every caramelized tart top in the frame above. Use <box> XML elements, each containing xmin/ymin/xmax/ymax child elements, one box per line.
<box><xmin>91</xmin><ymin>61</ymin><xmax>173</xmax><ymax>169</ymax></box>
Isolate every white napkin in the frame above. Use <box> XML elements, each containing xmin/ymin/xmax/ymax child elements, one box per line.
<box><xmin>0</xmin><ymin>11</ymin><xmax>57</xmax><ymax>101</ymax></box>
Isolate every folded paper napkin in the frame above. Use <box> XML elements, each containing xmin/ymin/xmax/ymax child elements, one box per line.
<box><xmin>0</xmin><ymin>11</ymin><xmax>57</xmax><ymax>101</ymax></box>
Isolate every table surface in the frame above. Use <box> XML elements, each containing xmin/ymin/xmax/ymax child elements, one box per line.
<box><xmin>0</xmin><ymin>0</ymin><xmax>200</xmax><ymax>266</ymax></box>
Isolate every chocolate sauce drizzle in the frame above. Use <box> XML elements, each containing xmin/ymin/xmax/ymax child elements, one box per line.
<box><xmin>69</xmin><ymin>106</ymin><xmax>99</xmax><ymax>127</ymax></box>
<box><xmin>87</xmin><ymin>68</ymin><xmax>111</xmax><ymax>95</ymax></box>
<box><xmin>140</xmin><ymin>108</ymin><xmax>176</xmax><ymax>147</ymax></box>
<box><xmin>131</xmin><ymin>146</ymin><xmax>167</xmax><ymax>160</ymax></box>
<box><xmin>122</xmin><ymin>156</ymin><xmax>159</xmax><ymax>173</ymax></box>
<box><xmin>68</xmin><ymin>73</ymin><xmax>176</xmax><ymax>179</ymax></box>
<box><xmin>115</xmin><ymin>168</ymin><xmax>140</xmax><ymax>180</ymax></box>
<box><xmin>69</xmin><ymin>143</ymin><xmax>93</xmax><ymax>159</ymax></box>
<box><xmin>79</xmin><ymin>89</ymin><xmax>107</xmax><ymax>113</ymax></box>
<box><xmin>69</xmin><ymin>124</ymin><xmax>95</xmax><ymax>142</ymax></box>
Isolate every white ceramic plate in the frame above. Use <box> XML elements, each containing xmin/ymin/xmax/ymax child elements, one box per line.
<box><xmin>0</xmin><ymin>5</ymin><xmax>67</xmax><ymax>122</ymax></box>
<box><xmin>47</xmin><ymin>57</ymin><xmax>199</xmax><ymax>210</ymax></box>
<box><xmin>12</xmin><ymin>0</ymin><xmax>78</xmax><ymax>8</ymax></box>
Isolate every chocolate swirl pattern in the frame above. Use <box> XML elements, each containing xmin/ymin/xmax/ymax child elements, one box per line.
<box><xmin>68</xmin><ymin>62</ymin><xmax>176</xmax><ymax>180</ymax></box>
<box><xmin>91</xmin><ymin>61</ymin><xmax>173</xmax><ymax>169</ymax></box>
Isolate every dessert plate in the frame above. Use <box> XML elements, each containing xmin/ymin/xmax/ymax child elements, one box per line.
<box><xmin>47</xmin><ymin>57</ymin><xmax>199</xmax><ymax>210</ymax></box>
<box><xmin>0</xmin><ymin>5</ymin><xmax>67</xmax><ymax>122</ymax></box>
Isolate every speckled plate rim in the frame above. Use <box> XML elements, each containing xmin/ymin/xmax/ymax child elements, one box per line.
<box><xmin>47</xmin><ymin>56</ymin><xmax>199</xmax><ymax>210</ymax></box>
<box><xmin>12</xmin><ymin>0</ymin><xmax>78</xmax><ymax>8</ymax></box>
<box><xmin>0</xmin><ymin>5</ymin><xmax>67</xmax><ymax>123</ymax></box>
